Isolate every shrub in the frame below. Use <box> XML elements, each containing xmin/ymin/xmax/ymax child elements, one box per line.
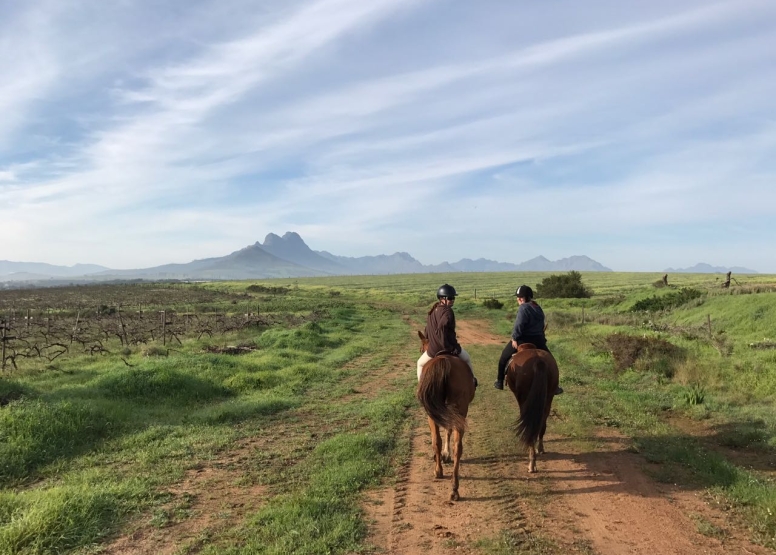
<box><xmin>246</xmin><ymin>284</ymin><xmax>289</xmax><ymax>295</ymax></box>
<box><xmin>597</xmin><ymin>333</ymin><xmax>683</xmax><ymax>376</ymax></box>
<box><xmin>631</xmin><ymin>287</ymin><xmax>703</xmax><ymax>312</ymax></box>
<box><xmin>535</xmin><ymin>271</ymin><xmax>592</xmax><ymax>299</ymax></box>
<box><xmin>482</xmin><ymin>298</ymin><xmax>503</xmax><ymax>309</ymax></box>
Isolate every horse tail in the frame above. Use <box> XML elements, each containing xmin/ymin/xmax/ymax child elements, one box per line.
<box><xmin>516</xmin><ymin>358</ymin><xmax>548</xmax><ymax>449</ymax></box>
<box><xmin>416</xmin><ymin>357</ymin><xmax>466</xmax><ymax>431</ymax></box>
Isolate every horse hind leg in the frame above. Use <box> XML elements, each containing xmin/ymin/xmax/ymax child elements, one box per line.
<box><xmin>450</xmin><ymin>428</ymin><xmax>464</xmax><ymax>501</ymax></box>
<box><xmin>537</xmin><ymin>419</ymin><xmax>547</xmax><ymax>455</ymax></box>
<box><xmin>428</xmin><ymin>416</ymin><xmax>443</xmax><ymax>479</ymax></box>
<box><xmin>538</xmin><ymin>398</ymin><xmax>552</xmax><ymax>455</ymax></box>
<box><xmin>441</xmin><ymin>428</ymin><xmax>453</xmax><ymax>463</ymax></box>
<box><xmin>527</xmin><ymin>443</ymin><xmax>537</xmax><ymax>473</ymax></box>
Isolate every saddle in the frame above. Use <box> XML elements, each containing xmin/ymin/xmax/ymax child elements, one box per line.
<box><xmin>508</xmin><ymin>343</ymin><xmax>538</xmax><ymax>365</ymax></box>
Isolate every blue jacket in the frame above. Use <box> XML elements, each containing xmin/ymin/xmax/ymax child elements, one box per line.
<box><xmin>511</xmin><ymin>301</ymin><xmax>545</xmax><ymax>341</ymax></box>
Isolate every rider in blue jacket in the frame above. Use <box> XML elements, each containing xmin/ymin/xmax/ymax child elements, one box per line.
<box><xmin>494</xmin><ymin>285</ymin><xmax>562</xmax><ymax>394</ymax></box>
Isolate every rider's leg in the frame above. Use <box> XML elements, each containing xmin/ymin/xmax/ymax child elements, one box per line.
<box><xmin>458</xmin><ymin>348</ymin><xmax>477</xmax><ymax>386</ymax></box>
<box><xmin>495</xmin><ymin>341</ymin><xmax>516</xmax><ymax>389</ymax></box>
<box><xmin>417</xmin><ymin>351</ymin><xmax>432</xmax><ymax>381</ymax></box>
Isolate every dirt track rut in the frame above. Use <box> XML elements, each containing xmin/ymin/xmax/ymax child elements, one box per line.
<box><xmin>362</xmin><ymin>320</ymin><xmax>770</xmax><ymax>555</ymax></box>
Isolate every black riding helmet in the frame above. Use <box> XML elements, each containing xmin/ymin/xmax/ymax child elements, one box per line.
<box><xmin>515</xmin><ymin>284</ymin><xmax>533</xmax><ymax>300</ymax></box>
<box><xmin>436</xmin><ymin>284</ymin><xmax>458</xmax><ymax>299</ymax></box>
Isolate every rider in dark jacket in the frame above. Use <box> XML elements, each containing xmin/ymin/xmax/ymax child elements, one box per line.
<box><xmin>416</xmin><ymin>284</ymin><xmax>476</xmax><ymax>384</ymax></box>
<box><xmin>494</xmin><ymin>285</ymin><xmax>562</xmax><ymax>394</ymax></box>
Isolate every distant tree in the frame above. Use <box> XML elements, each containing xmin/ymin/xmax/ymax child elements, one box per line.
<box><xmin>535</xmin><ymin>271</ymin><xmax>592</xmax><ymax>299</ymax></box>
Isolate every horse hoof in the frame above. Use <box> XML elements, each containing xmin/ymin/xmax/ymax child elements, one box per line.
<box><xmin>450</xmin><ymin>491</ymin><xmax>459</xmax><ymax>502</ymax></box>
<box><xmin>435</xmin><ymin>471</ymin><xmax>444</xmax><ymax>479</ymax></box>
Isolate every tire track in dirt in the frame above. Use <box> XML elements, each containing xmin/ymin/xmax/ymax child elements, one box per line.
<box><xmin>523</xmin><ymin>429</ymin><xmax>772</xmax><ymax>555</ymax></box>
<box><xmin>362</xmin><ymin>320</ymin><xmax>536</xmax><ymax>554</ymax></box>
<box><xmin>106</xmin><ymin>318</ymin><xmax>420</xmax><ymax>555</ymax></box>
<box><xmin>364</xmin><ymin>319</ymin><xmax>772</xmax><ymax>554</ymax></box>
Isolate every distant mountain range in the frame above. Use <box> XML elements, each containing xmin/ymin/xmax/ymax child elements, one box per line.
<box><xmin>665</xmin><ymin>263</ymin><xmax>758</xmax><ymax>274</ymax></box>
<box><xmin>1</xmin><ymin>231</ymin><xmax>615</xmax><ymax>283</ymax></box>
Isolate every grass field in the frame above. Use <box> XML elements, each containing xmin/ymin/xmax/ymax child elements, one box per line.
<box><xmin>0</xmin><ymin>271</ymin><xmax>775</xmax><ymax>553</ymax></box>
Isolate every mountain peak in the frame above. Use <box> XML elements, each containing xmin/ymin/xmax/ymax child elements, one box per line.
<box><xmin>262</xmin><ymin>233</ymin><xmax>283</xmax><ymax>246</ymax></box>
<box><xmin>282</xmin><ymin>231</ymin><xmax>304</xmax><ymax>242</ymax></box>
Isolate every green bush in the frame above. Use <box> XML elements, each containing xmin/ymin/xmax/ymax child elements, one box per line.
<box><xmin>535</xmin><ymin>271</ymin><xmax>592</xmax><ymax>299</ymax></box>
<box><xmin>631</xmin><ymin>287</ymin><xmax>703</xmax><ymax>312</ymax></box>
<box><xmin>482</xmin><ymin>298</ymin><xmax>503</xmax><ymax>309</ymax></box>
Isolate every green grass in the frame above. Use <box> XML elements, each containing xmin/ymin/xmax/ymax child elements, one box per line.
<box><xmin>1</xmin><ymin>272</ymin><xmax>776</xmax><ymax>552</ymax></box>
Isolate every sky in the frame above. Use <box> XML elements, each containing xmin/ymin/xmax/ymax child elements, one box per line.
<box><xmin>1</xmin><ymin>0</ymin><xmax>775</xmax><ymax>272</ymax></box>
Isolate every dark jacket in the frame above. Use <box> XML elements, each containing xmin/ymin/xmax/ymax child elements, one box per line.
<box><xmin>511</xmin><ymin>301</ymin><xmax>545</xmax><ymax>342</ymax></box>
<box><xmin>425</xmin><ymin>302</ymin><xmax>461</xmax><ymax>357</ymax></box>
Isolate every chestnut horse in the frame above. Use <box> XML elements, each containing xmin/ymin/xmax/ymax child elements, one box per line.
<box><xmin>505</xmin><ymin>344</ymin><xmax>559</xmax><ymax>473</ymax></box>
<box><xmin>416</xmin><ymin>330</ymin><xmax>476</xmax><ymax>501</ymax></box>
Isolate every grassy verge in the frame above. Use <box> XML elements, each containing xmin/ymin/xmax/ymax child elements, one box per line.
<box><xmin>0</xmin><ymin>287</ymin><xmax>415</xmax><ymax>554</ymax></box>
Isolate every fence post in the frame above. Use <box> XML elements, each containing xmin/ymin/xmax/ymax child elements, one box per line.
<box><xmin>1</xmin><ymin>321</ymin><xmax>6</xmax><ymax>370</ymax></box>
<box><xmin>582</xmin><ymin>306</ymin><xmax>585</xmax><ymax>324</ymax></box>
<box><xmin>707</xmin><ymin>314</ymin><xmax>712</xmax><ymax>338</ymax></box>
<box><xmin>117</xmin><ymin>306</ymin><xmax>128</xmax><ymax>346</ymax></box>
<box><xmin>474</xmin><ymin>289</ymin><xmax>477</xmax><ymax>300</ymax></box>
<box><xmin>161</xmin><ymin>311</ymin><xmax>167</xmax><ymax>346</ymax></box>
<box><xmin>70</xmin><ymin>311</ymin><xmax>80</xmax><ymax>345</ymax></box>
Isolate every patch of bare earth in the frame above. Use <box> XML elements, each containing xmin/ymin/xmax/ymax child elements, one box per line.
<box><xmin>103</xmin><ymin>321</ymin><xmax>420</xmax><ymax>555</ymax></box>
<box><xmin>363</xmin><ymin>320</ymin><xmax>771</xmax><ymax>554</ymax></box>
<box><xmin>102</xmin><ymin>436</ymin><xmax>268</xmax><ymax>555</ymax></box>
<box><xmin>362</xmin><ymin>409</ymin><xmax>537</xmax><ymax>555</ymax></box>
<box><xmin>362</xmin><ymin>320</ymin><xmax>529</xmax><ymax>554</ymax></box>
<box><xmin>524</xmin><ymin>429</ymin><xmax>771</xmax><ymax>555</ymax></box>
<box><xmin>456</xmin><ymin>320</ymin><xmax>505</xmax><ymax>346</ymax></box>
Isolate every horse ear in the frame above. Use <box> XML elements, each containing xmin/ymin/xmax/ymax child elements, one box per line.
<box><xmin>418</xmin><ymin>330</ymin><xmax>426</xmax><ymax>341</ymax></box>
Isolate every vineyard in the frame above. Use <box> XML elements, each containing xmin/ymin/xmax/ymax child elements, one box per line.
<box><xmin>0</xmin><ymin>283</ymin><xmax>308</xmax><ymax>370</ymax></box>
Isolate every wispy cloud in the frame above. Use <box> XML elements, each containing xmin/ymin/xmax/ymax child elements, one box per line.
<box><xmin>1</xmin><ymin>0</ymin><xmax>775</xmax><ymax>271</ymax></box>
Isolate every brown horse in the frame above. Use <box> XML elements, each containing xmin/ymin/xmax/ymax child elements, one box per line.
<box><xmin>416</xmin><ymin>330</ymin><xmax>476</xmax><ymax>501</ymax></box>
<box><xmin>505</xmin><ymin>344</ymin><xmax>559</xmax><ymax>473</ymax></box>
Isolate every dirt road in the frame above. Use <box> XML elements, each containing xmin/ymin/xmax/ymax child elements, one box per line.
<box><xmin>362</xmin><ymin>320</ymin><xmax>770</xmax><ymax>554</ymax></box>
